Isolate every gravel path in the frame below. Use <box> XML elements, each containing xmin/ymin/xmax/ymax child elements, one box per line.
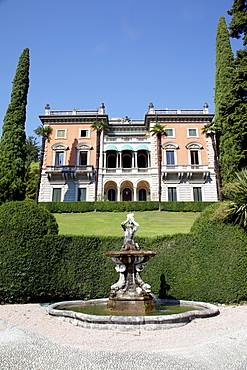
<box><xmin>0</xmin><ymin>303</ymin><xmax>247</xmax><ymax>369</ymax></box>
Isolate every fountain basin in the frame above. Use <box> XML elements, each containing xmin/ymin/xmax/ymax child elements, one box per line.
<box><xmin>47</xmin><ymin>298</ymin><xmax>219</xmax><ymax>331</ymax></box>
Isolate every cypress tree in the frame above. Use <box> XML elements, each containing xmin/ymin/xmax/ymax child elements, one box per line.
<box><xmin>214</xmin><ymin>17</ymin><xmax>238</xmax><ymax>185</ymax></box>
<box><xmin>228</xmin><ymin>0</ymin><xmax>247</xmax><ymax>172</ymax></box>
<box><xmin>0</xmin><ymin>48</ymin><xmax>30</xmax><ymax>203</ymax></box>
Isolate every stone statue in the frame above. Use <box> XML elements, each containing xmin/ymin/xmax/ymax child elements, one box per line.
<box><xmin>121</xmin><ymin>213</ymin><xmax>140</xmax><ymax>251</ymax></box>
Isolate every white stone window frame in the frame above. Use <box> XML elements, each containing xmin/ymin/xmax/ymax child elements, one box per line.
<box><xmin>186</xmin><ymin>142</ymin><xmax>203</xmax><ymax>166</ymax></box>
<box><xmin>50</xmin><ymin>185</ymin><xmax>64</xmax><ymax>202</ymax></box>
<box><xmin>78</xmin><ymin>128</ymin><xmax>90</xmax><ymax>139</ymax></box>
<box><xmin>76</xmin><ymin>185</ymin><xmax>88</xmax><ymax>201</ymax></box>
<box><xmin>55</xmin><ymin>128</ymin><xmax>67</xmax><ymax>139</ymax></box>
<box><xmin>191</xmin><ymin>184</ymin><xmax>204</xmax><ymax>201</ymax></box>
<box><xmin>165</xmin><ymin>128</ymin><xmax>175</xmax><ymax>138</ymax></box>
<box><xmin>76</xmin><ymin>142</ymin><xmax>92</xmax><ymax>166</ymax></box>
<box><xmin>187</xmin><ymin>128</ymin><xmax>199</xmax><ymax>138</ymax></box>
<box><xmin>166</xmin><ymin>185</ymin><xmax>179</xmax><ymax>201</ymax></box>
<box><xmin>162</xmin><ymin>142</ymin><xmax>179</xmax><ymax>165</ymax></box>
<box><xmin>51</xmin><ymin>143</ymin><xmax>69</xmax><ymax>166</ymax></box>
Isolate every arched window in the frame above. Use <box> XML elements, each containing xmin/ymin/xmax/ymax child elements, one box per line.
<box><xmin>139</xmin><ymin>188</ymin><xmax>147</xmax><ymax>201</ymax></box>
<box><xmin>162</xmin><ymin>142</ymin><xmax>179</xmax><ymax>166</ymax></box>
<box><xmin>107</xmin><ymin>154</ymin><xmax>117</xmax><ymax>168</ymax></box>
<box><xmin>108</xmin><ymin>189</ymin><xmax>116</xmax><ymax>201</ymax></box>
<box><xmin>76</xmin><ymin>143</ymin><xmax>92</xmax><ymax>166</ymax></box>
<box><xmin>51</xmin><ymin>143</ymin><xmax>69</xmax><ymax>166</ymax></box>
<box><xmin>122</xmin><ymin>153</ymin><xmax>132</xmax><ymax>168</ymax></box>
<box><xmin>137</xmin><ymin>154</ymin><xmax>147</xmax><ymax>168</ymax></box>
<box><xmin>186</xmin><ymin>142</ymin><xmax>203</xmax><ymax>166</ymax></box>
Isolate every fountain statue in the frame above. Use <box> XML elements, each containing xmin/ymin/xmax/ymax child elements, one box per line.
<box><xmin>47</xmin><ymin>214</ymin><xmax>220</xmax><ymax>330</ymax></box>
<box><xmin>106</xmin><ymin>214</ymin><xmax>156</xmax><ymax>313</ymax></box>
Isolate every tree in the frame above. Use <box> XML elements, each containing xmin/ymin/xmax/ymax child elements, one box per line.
<box><xmin>202</xmin><ymin>123</ymin><xmax>222</xmax><ymax>201</ymax></box>
<box><xmin>34</xmin><ymin>125</ymin><xmax>53</xmax><ymax>203</ymax></box>
<box><xmin>150</xmin><ymin>123</ymin><xmax>167</xmax><ymax>211</ymax></box>
<box><xmin>228</xmin><ymin>0</ymin><xmax>247</xmax><ymax>166</ymax></box>
<box><xmin>26</xmin><ymin>136</ymin><xmax>40</xmax><ymax>165</ymax></box>
<box><xmin>218</xmin><ymin>1</ymin><xmax>247</xmax><ymax>184</ymax></box>
<box><xmin>214</xmin><ymin>17</ymin><xmax>237</xmax><ymax>185</ymax></box>
<box><xmin>222</xmin><ymin>168</ymin><xmax>247</xmax><ymax>229</ymax></box>
<box><xmin>25</xmin><ymin>136</ymin><xmax>40</xmax><ymax>200</ymax></box>
<box><xmin>91</xmin><ymin>120</ymin><xmax>108</xmax><ymax>201</ymax></box>
<box><xmin>0</xmin><ymin>48</ymin><xmax>30</xmax><ymax>204</ymax></box>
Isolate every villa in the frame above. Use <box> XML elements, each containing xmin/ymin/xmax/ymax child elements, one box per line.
<box><xmin>38</xmin><ymin>102</ymin><xmax>218</xmax><ymax>202</ymax></box>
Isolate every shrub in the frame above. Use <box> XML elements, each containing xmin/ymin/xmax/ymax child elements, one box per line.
<box><xmin>40</xmin><ymin>201</ymin><xmax>214</xmax><ymax>213</ymax></box>
<box><xmin>0</xmin><ymin>201</ymin><xmax>58</xmax><ymax>240</ymax></box>
<box><xmin>0</xmin><ymin>201</ymin><xmax>58</xmax><ymax>303</ymax></box>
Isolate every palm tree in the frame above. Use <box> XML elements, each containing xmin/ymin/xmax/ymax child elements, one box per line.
<box><xmin>150</xmin><ymin>123</ymin><xmax>167</xmax><ymax>211</ymax></box>
<box><xmin>34</xmin><ymin>125</ymin><xmax>53</xmax><ymax>203</ymax></box>
<box><xmin>223</xmin><ymin>168</ymin><xmax>247</xmax><ymax>229</ymax></box>
<box><xmin>202</xmin><ymin>123</ymin><xmax>222</xmax><ymax>201</ymax></box>
<box><xmin>91</xmin><ymin>120</ymin><xmax>108</xmax><ymax>201</ymax></box>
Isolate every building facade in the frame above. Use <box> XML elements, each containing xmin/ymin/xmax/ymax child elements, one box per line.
<box><xmin>38</xmin><ymin>103</ymin><xmax>218</xmax><ymax>202</ymax></box>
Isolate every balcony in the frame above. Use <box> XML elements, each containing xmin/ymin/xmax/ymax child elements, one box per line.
<box><xmin>162</xmin><ymin>165</ymin><xmax>211</xmax><ymax>183</ymax></box>
<box><xmin>46</xmin><ymin>165</ymin><xmax>94</xmax><ymax>183</ymax></box>
<box><xmin>104</xmin><ymin>167</ymin><xmax>152</xmax><ymax>175</ymax></box>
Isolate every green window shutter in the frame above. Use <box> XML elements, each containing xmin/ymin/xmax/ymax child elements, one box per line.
<box><xmin>78</xmin><ymin>188</ymin><xmax>86</xmax><ymax>201</ymax></box>
<box><xmin>193</xmin><ymin>187</ymin><xmax>202</xmax><ymax>201</ymax></box>
<box><xmin>52</xmin><ymin>188</ymin><xmax>61</xmax><ymax>202</ymax></box>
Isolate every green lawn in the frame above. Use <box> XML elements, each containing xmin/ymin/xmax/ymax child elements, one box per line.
<box><xmin>54</xmin><ymin>211</ymin><xmax>199</xmax><ymax>237</ymax></box>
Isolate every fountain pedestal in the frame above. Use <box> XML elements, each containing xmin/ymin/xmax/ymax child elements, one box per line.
<box><xmin>105</xmin><ymin>250</ymin><xmax>156</xmax><ymax>313</ymax></box>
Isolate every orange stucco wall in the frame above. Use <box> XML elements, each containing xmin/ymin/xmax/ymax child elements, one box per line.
<box><xmin>160</xmin><ymin>121</ymin><xmax>209</xmax><ymax>165</ymax></box>
<box><xmin>45</xmin><ymin>123</ymin><xmax>97</xmax><ymax>167</ymax></box>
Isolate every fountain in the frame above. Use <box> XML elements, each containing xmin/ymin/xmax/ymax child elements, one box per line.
<box><xmin>47</xmin><ymin>214</ymin><xmax>219</xmax><ymax>330</ymax></box>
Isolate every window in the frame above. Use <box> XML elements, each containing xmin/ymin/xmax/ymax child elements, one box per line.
<box><xmin>137</xmin><ymin>154</ymin><xmax>147</xmax><ymax>168</ymax></box>
<box><xmin>190</xmin><ymin>150</ymin><xmax>199</xmax><ymax>165</ymax></box>
<box><xmin>122</xmin><ymin>154</ymin><xmax>132</xmax><ymax>168</ymax></box>
<box><xmin>193</xmin><ymin>187</ymin><xmax>202</xmax><ymax>201</ymax></box>
<box><xmin>79</xmin><ymin>129</ymin><xmax>89</xmax><ymax>138</ymax></box>
<box><xmin>166</xmin><ymin>151</ymin><xmax>175</xmax><ymax>165</ymax></box>
<box><xmin>107</xmin><ymin>154</ymin><xmax>117</xmax><ymax>168</ymax></box>
<box><xmin>52</xmin><ymin>188</ymin><xmax>61</xmax><ymax>202</ymax></box>
<box><xmin>56</xmin><ymin>129</ymin><xmax>66</xmax><ymax>139</ymax></box>
<box><xmin>78</xmin><ymin>188</ymin><xmax>86</xmax><ymax>201</ymax></box>
<box><xmin>186</xmin><ymin>142</ymin><xmax>203</xmax><ymax>166</ymax></box>
<box><xmin>168</xmin><ymin>187</ymin><xmax>177</xmax><ymax>201</ymax></box>
<box><xmin>187</xmin><ymin>128</ymin><xmax>198</xmax><ymax>137</ymax></box>
<box><xmin>165</xmin><ymin>128</ymin><xmax>175</xmax><ymax>137</ymax></box>
<box><xmin>139</xmin><ymin>188</ymin><xmax>147</xmax><ymax>201</ymax></box>
<box><xmin>79</xmin><ymin>151</ymin><xmax>88</xmax><ymax>165</ymax></box>
<box><xmin>108</xmin><ymin>189</ymin><xmax>116</xmax><ymax>201</ymax></box>
<box><xmin>55</xmin><ymin>151</ymin><xmax>64</xmax><ymax>166</ymax></box>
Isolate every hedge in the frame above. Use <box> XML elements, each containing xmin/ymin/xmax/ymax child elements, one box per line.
<box><xmin>40</xmin><ymin>201</ymin><xmax>214</xmax><ymax>213</ymax></box>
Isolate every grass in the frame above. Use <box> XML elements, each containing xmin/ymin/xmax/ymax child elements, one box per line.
<box><xmin>54</xmin><ymin>211</ymin><xmax>200</xmax><ymax>237</ymax></box>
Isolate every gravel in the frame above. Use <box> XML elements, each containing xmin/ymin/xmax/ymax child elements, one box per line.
<box><xmin>0</xmin><ymin>303</ymin><xmax>247</xmax><ymax>369</ymax></box>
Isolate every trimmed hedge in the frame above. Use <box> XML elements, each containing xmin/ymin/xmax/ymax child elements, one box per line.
<box><xmin>0</xmin><ymin>201</ymin><xmax>58</xmax><ymax>240</ymax></box>
<box><xmin>40</xmin><ymin>201</ymin><xmax>214</xmax><ymax>213</ymax></box>
<box><xmin>1</xmin><ymin>202</ymin><xmax>246</xmax><ymax>304</ymax></box>
<box><xmin>0</xmin><ymin>201</ymin><xmax>58</xmax><ymax>303</ymax></box>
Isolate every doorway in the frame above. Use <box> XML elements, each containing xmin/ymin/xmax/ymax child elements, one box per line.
<box><xmin>122</xmin><ymin>188</ymin><xmax>132</xmax><ymax>201</ymax></box>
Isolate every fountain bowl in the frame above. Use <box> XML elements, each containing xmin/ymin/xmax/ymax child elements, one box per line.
<box><xmin>47</xmin><ymin>298</ymin><xmax>219</xmax><ymax>331</ymax></box>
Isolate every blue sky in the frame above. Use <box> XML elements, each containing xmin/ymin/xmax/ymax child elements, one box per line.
<box><xmin>0</xmin><ymin>0</ymin><xmax>241</xmax><ymax>137</ymax></box>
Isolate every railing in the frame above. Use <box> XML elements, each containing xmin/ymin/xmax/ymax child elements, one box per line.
<box><xmin>150</xmin><ymin>109</ymin><xmax>208</xmax><ymax>115</ymax></box>
<box><xmin>46</xmin><ymin>165</ymin><xmax>94</xmax><ymax>172</ymax></box>
<box><xmin>162</xmin><ymin>164</ymin><xmax>209</xmax><ymax>171</ymax></box>
<box><xmin>46</xmin><ymin>110</ymin><xmax>101</xmax><ymax>116</ymax></box>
